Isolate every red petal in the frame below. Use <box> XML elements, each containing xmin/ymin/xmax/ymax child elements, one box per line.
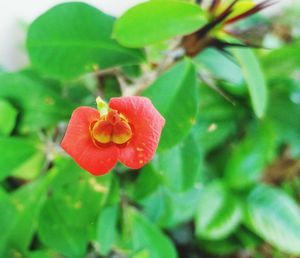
<box><xmin>109</xmin><ymin>96</ymin><xmax>165</xmax><ymax>169</ymax></box>
<box><xmin>61</xmin><ymin>107</ymin><xmax>119</xmax><ymax>175</ymax></box>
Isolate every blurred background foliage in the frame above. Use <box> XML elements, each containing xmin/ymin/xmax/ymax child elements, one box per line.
<box><xmin>0</xmin><ymin>0</ymin><xmax>300</xmax><ymax>257</ymax></box>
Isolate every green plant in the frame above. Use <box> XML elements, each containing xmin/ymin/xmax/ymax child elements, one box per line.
<box><xmin>1</xmin><ymin>1</ymin><xmax>300</xmax><ymax>257</ymax></box>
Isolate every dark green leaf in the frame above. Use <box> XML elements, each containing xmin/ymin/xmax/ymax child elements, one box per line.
<box><xmin>114</xmin><ymin>0</ymin><xmax>206</xmax><ymax>47</ymax></box>
<box><xmin>27</xmin><ymin>2</ymin><xmax>144</xmax><ymax>79</ymax></box>
<box><xmin>199</xmin><ymin>238</ymin><xmax>241</xmax><ymax>256</ymax></box>
<box><xmin>143</xmin><ymin>59</ymin><xmax>199</xmax><ymax>150</ymax></box>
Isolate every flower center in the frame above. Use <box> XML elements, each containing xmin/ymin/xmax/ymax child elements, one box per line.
<box><xmin>91</xmin><ymin>110</ymin><xmax>133</xmax><ymax>145</ymax></box>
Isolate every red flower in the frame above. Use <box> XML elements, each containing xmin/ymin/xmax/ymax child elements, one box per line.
<box><xmin>61</xmin><ymin>96</ymin><xmax>165</xmax><ymax>176</ymax></box>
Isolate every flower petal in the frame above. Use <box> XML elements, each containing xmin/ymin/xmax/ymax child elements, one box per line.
<box><xmin>61</xmin><ymin>107</ymin><xmax>119</xmax><ymax>175</ymax></box>
<box><xmin>109</xmin><ymin>96</ymin><xmax>165</xmax><ymax>169</ymax></box>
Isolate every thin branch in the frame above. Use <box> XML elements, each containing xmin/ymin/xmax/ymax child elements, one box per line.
<box><xmin>198</xmin><ymin>71</ymin><xmax>236</xmax><ymax>106</ymax></box>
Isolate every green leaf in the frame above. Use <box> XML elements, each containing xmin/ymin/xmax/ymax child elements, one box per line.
<box><xmin>244</xmin><ymin>185</ymin><xmax>300</xmax><ymax>255</ymax></box>
<box><xmin>27</xmin><ymin>2</ymin><xmax>144</xmax><ymax>79</ymax></box>
<box><xmin>232</xmin><ymin>48</ymin><xmax>268</xmax><ymax>118</ymax></box>
<box><xmin>0</xmin><ymin>72</ymin><xmax>75</xmax><ymax>133</ymax></box>
<box><xmin>0</xmin><ymin>177</ymin><xmax>50</xmax><ymax>256</ymax></box>
<box><xmin>38</xmin><ymin>198</ymin><xmax>88</xmax><ymax>258</ymax></box>
<box><xmin>133</xmin><ymin>165</ymin><xmax>162</xmax><ymax>200</ymax></box>
<box><xmin>143</xmin><ymin>59</ymin><xmax>199</xmax><ymax>150</ymax></box>
<box><xmin>38</xmin><ymin>157</ymin><xmax>111</xmax><ymax>257</ymax></box>
<box><xmin>199</xmin><ymin>238</ymin><xmax>241</xmax><ymax>256</ymax></box>
<box><xmin>142</xmin><ymin>187</ymin><xmax>201</xmax><ymax>228</ymax></box>
<box><xmin>126</xmin><ymin>208</ymin><xmax>178</xmax><ymax>258</ymax></box>
<box><xmin>97</xmin><ymin>205</ymin><xmax>119</xmax><ymax>256</ymax></box>
<box><xmin>193</xmin><ymin>120</ymin><xmax>236</xmax><ymax>152</ymax></box>
<box><xmin>114</xmin><ymin>0</ymin><xmax>207</xmax><ymax>47</ymax></box>
<box><xmin>224</xmin><ymin>122</ymin><xmax>276</xmax><ymax>190</ymax></box>
<box><xmin>153</xmin><ymin>133</ymin><xmax>203</xmax><ymax>191</ymax></box>
<box><xmin>195</xmin><ymin>181</ymin><xmax>241</xmax><ymax>240</ymax></box>
<box><xmin>262</xmin><ymin>41</ymin><xmax>300</xmax><ymax>77</ymax></box>
<box><xmin>0</xmin><ymin>99</ymin><xmax>17</xmax><ymax>136</ymax></box>
<box><xmin>29</xmin><ymin>250</ymin><xmax>60</xmax><ymax>258</ymax></box>
<box><xmin>266</xmin><ymin>78</ymin><xmax>300</xmax><ymax>158</ymax></box>
<box><xmin>0</xmin><ymin>137</ymin><xmax>42</xmax><ymax>181</ymax></box>
<box><xmin>11</xmin><ymin>152</ymin><xmax>45</xmax><ymax>180</ymax></box>
<box><xmin>195</xmin><ymin>48</ymin><xmax>244</xmax><ymax>85</ymax></box>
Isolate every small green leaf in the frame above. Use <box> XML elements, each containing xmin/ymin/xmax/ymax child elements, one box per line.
<box><xmin>232</xmin><ymin>48</ymin><xmax>268</xmax><ymax>118</ymax></box>
<box><xmin>224</xmin><ymin>122</ymin><xmax>276</xmax><ymax>190</ymax></box>
<box><xmin>262</xmin><ymin>41</ymin><xmax>300</xmax><ymax>76</ymax></box>
<box><xmin>0</xmin><ymin>137</ymin><xmax>42</xmax><ymax>181</ymax></box>
<box><xmin>27</xmin><ymin>2</ymin><xmax>144</xmax><ymax>79</ymax></box>
<box><xmin>144</xmin><ymin>59</ymin><xmax>199</xmax><ymax>150</ymax></box>
<box><xmin>153</xmin><ymin>133</ymin><xmax>203</xmax><ymax>191</ymax></box>
<box><xmin>195</xmin><ymin>181</ymin><xmax>241</xmax><ymax>240</ymax></box>
<box><xmin>126</xmin><ymin>208</ymin><xmax>178</xmax><ymax>258</ymax></box>
<box><xmin>195</xmin><ymin>48</ymin><xmax>244</xmax><ymax>85</ymax></box>
<box><xmin>0</xmin><ymin>99</ymin><xmax>17</xmax><ymax>136</ymax></box>
<box><xmin>199</xmin><ymin>238</ymin><xmax>241</xmax><ymax>256</ymax></box>
<box><xmin>97</xmin><ymin>205</ymin><xmax>119</xmax><ymax>256</ymax></box>
<box><xmin>142</xmin><ymin>187</ymin><xmax>201</xmax><ymax>228</ymax></box>
<box><xmin>12</xmin><ymin>152</ymin><xmax>45</xmax><ymax>180</ymax></box>
<box><xmin>0</xmin><ymin>72</ymin><xmax>75</xmax><ymax>133</ymax></box>
<box><xmin>114</xmin><ymin>0</ymin><xmax>207</xmax><ymax>47</ymax></box>
<box><xmin>245</xmin><ymin>185</ymin><xmax>300</xmax><ymax>255</ymax></box>
<box><xmin>133</xmin><ymin>165</ymin><xmax>162</xmax><ymax>200</ymax></box>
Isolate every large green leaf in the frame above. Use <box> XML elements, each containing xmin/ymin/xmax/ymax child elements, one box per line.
<box><xmin>0</xmin><ymin>99</ymin><xmax>17</xmax><ymax>136</ymax></box>
<box><xmin>244</xmin><ymin>185</ymin><xmax>300</xmax><ymax>255</ymax></box>
<box><xmin>0</xmin><ymin>176</ymin><xmax>50</xmax><ymax>256</ymax></box>
<box><xmin>195</xmin><ymin>181</ymin><xmax>241</xmax><ymax>240</ymax></box>
<box><xmin>27</xmin><ymin>2</ymin><xmax>144</xmax><ymax>79</ymax></box>
<box><xmin>0</xmin><ymin>72</ymin><xmax>75</xmax><ymax>133</ymax></box>
<box><xmin>125</xmin><ymin>208</ymin><xmax>178</xmax><ymax>258</ymax></box>
<box><xmin>0</xmin><ymin>137</ymin><xmax>43</xmax><ymax>181</ymax></box>
<box><xmin>143</xmin><ymin>59</ymin><xmax>199</xmax><ymax>150</ymax></box>
<box><xmin>38</xmin><ymin>158</ymin><xmax>111</xmax><ymax>257</ymax></box>
<box><xmin>224</xmin><ymin>122</ymin><xmax>276</xmax><ymax>190</ymax></box>
<box><xmin>232</xmin><ymin>48</ymin><xmax>268</xmax><ymax>118</ymax></box>
<box><xmin>152</xmin><ymin>133</ymin><xmax>203</xmax><ymax>191</ymax></box>
<box><xmin>38</xmin><ymin>198</ymin><xmax>88</xmax><ymax>258</ymax></box>
<box><xmin>114</xmin><ymin>0</ymin><xmax>207</xmax><ymax>47</ymax></box>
